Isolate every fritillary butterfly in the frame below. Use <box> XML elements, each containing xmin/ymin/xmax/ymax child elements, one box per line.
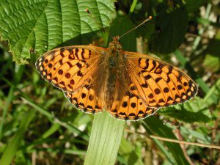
<box><xmin>36</xmin><ymin>36</ymin><xmax>198</xmax><ymax>120</ymax></box>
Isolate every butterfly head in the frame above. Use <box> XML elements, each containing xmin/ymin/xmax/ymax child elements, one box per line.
<box><xmin>109</xmin><ymin>36</ymin><xmax>122</xmax><ymax>51</ymax></box>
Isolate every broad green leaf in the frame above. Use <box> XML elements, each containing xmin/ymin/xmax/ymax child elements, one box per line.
<box><xmin>107</xmin><ymin>15</ymin><xmax>136</xmax><ymax>51</ymax></box>
<box><xmin>0</xmin><ymin>0</ymin><xmax>115</xmax><ymax>64</ymax></box>
<box><xmin>160</xmin><ymin>97</ymin><xmax>211</xmax><ymax>123</ymax></box>
<box><xmin>203</xmin><ymin>54</ymin><xmax>220</xmax><ymax>73</ymax></box>
<box><xmin>149</xmin><ymin>1</ymin><xmax>188</xmax><ymax>54</ymax></box>
<box><xmin>203</xmin><ymin>30</ymin><xmax>220</xmax><ymax>73</ymax></box>
<box><xmin>185</xmin><ymin>0</ymin><xmax>206</xmax><ymax>12</ymax></box>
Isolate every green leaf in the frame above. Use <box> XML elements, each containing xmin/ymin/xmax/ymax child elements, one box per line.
<box><xmin>21</xmin><ymin>97</ymin><xmax>89</xmax><ymax>141</ymax></box>
<box><xmin>84</xmin><ymin>111</ymin><xmax>125</xmax><ymax>165</ymax></box>
<box><xmin>185</xmin><ymin>0</ymin><xmax>206</xmax><ymax>12</ymax></box>
<box><xmin>203</xmin><ymin>30</ymin><xmax>220</xmax><ymax>73</ymax></box>
<box><xmin>203</xmin><ymin>54</ymin><xmax>220</xmax><ymax>73</ymax></box>
<box><xmin>142</xmin><ymin>116</ymin><xmax>190</xmax><ymax>165</ymax></box>
<box><xmin>203</xmin><ymin>79</ymin><xmax>220</xmax><ymax>106</ymax></box>
<box><xmin>174</xmin><ymin>49</ymin><xmax>218</xmax><ymax>103</ymax></box>
<box><xmin>160</xmin><ymin>97</ymin><xmax>211</xmax><ymax>123</ymax></box>
<box><xmin>152</xmin><ymin>139</ymin><xmax>176</xmax><ymax>164</ymax></box>
<box><xmin>107</xmin><ymin>15</ymin><xmax>136</xmax><ymax>51</ymax></box>
<box><xmin>119</xmin><ymin>138</ymin><xmax>144</xmax><ymax>165</ymax></box>
<box><xmin>0</xmin><ymin>110</ymin><xmax>35</xmax><ymax>165</ymax></box>
<box><xmin>179</xmin><ymin>126</ymin><xmax>211</xmax><ymax>143</ymax></box>
<box><xmin>149</xmin><ymin>1</ymin><xmax>188</xmax><ymax>54</ymax></box>
<box><xmin>0</xmin><ymin>0</ymin><xmax>115</xmax><ymax>64</ymax></box>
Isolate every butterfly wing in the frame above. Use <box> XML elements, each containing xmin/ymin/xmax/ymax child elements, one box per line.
<box><xmin>36</xmin><ymin>46</ymin><xmax>105</xmax><ymax>93</ymax></box>
<box><xmin>110</xmin><ymin>89</ymin><xmax>158</xmax><ymax>120</ymax></box>
<box><xmin>36</xmin><ymin>46</ymin><xmax>106</xmax><ymax>114</ymax></box>
<box><xmin>125</xmin><ymin>52</ymin><xmax>198</xmax><ymax>108</ymax></box>
<box><xmin>64</xmin><ymin>80</ymin><xmax>103</xmax><ymax>114</ymax></box>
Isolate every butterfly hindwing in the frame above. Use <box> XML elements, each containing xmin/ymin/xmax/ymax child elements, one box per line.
<box><xmin>125</xmin><ymin>52</ymin><xmax>198</xmax><ymax>108</ymax></box>
<box><xmin>64</xmin><ymin>82</ymin><xmax>103</xmax><ymax>114</ymax></box>
<box><xmin>110</xmin><ymin>88</ymin><xmax>157</xmax><ymax>120</ymax></box>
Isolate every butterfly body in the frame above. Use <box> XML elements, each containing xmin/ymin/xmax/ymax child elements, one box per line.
<box><xmin>82</xmin><ymin>37</ymin><xmax>129</xmax><ymax>111</ymax></box>
<box><xmin>36</xmin><ymin>37</ymin><xmax>198</xmax><ymax>120</ymax></box>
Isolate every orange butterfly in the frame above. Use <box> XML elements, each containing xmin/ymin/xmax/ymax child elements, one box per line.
<box><xmin>36</xmin><ymin>36</ymin><xmax>198</xmax><ymax>120</ymax></box>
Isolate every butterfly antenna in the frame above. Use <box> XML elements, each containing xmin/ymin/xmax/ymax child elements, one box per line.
<box><xmin>119</xmin><ymin>16</ymin><xmax>152</xmax><ymax>40</ymax></box>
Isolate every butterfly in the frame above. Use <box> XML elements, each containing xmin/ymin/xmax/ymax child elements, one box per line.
<box><xmin>36</xmin><ymin>36</ymin><xmax>198</xmax><ymax>120</ymax></box>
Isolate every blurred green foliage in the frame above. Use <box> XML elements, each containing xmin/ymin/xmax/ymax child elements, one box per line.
<box><xmin>0</xmin><ymin>0</ymin><xmax>219</xmax><ymax>165</ymax></box>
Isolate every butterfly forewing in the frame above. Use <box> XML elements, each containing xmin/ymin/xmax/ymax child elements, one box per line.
<box><xmin>36</xmin><ymin>46</ymin><xmax>102</xmax><ymax>93</ymax></box>
<box><xmin>126</xmin><ymin>51</ymin><xmax>198</xmax><ymax>108</ymax></box>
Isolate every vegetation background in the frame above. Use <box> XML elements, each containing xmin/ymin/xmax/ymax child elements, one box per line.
<box><xmin>0</xmin><ymin>0</ymin><xmax>219</xmax><ymax>165</ymax></box>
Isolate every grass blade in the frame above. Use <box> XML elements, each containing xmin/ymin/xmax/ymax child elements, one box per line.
<box><xmin>84</xmin><ymin>111</ymin><xmax>125</xmax><ymax>165</ymax></box>
<box><xmin>0</xmin><ymin>110</ymin><xmax>35</xmax><ymax>165</ymax></box>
